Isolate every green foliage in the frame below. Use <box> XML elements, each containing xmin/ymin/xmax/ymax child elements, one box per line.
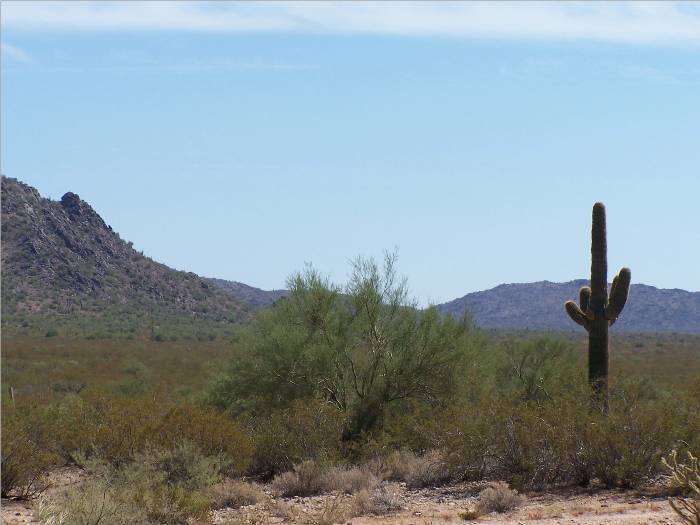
<box><xmin>0</xmin><ymin>409</ymin><xmax>59</xmax><ymax>498</ymax></box>
<box><xmin>21</xmin><ymin>394</ymin><xmax>253</xmax><ymax>475</ymax></box>
<box><xmin>494</xmin><ymin>337</ymin><xmax>580</xmax><ymax>401</ymax></box>
<box><xmin>208</xmin><ymin>253</ymin><xmax>476</xmax><ymax>440</ymax></box>
<box><xmin>114</xmin><ymin>359</ymin><xmax>151</xmax><ymax>396</ymax></box>
<box><xmin>121</xmin><ymin>442</ymin><xmax>221</xmax><ymax>523</ymax></box>
<box><xmin>36</xmin><ymin>476</ymin><xmax>149</xmax><ymax>525</ymax></box>
<box><xmin>245</xmin><ymin>399</ymin><xmax>345</xmax><ymax>477</ymax></box>
<box><xmin>37</xmin><ymin>443</ymin><xmax>220</xmax><ymax>525</ymax></box>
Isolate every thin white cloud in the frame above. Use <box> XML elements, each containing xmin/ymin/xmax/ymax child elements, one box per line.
<box><xmin>2</xmin><ymin>1</ymin><xmax>700</xmax><ymax>45</ymax></box>
<box><xmin>1</xmin><ymin>41</ymin><xmax>35</xmax><ymax>63</ymax></box>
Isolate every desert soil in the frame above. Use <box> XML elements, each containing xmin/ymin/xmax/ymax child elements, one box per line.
<box><xmin>1</xmin><ymin>471</ymin><xmax>682</xmax><ymax>525</ymax></box>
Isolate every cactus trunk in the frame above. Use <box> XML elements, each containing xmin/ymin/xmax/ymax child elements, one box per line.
<box><xmin>564</xmin><ymin>202</ymin><xmax>631</xmax><ymax>409</ymax></box>
<box><xmin>589</xmin><ymin>203</ymin><xmax>609</xmax><ymax>397</ymax></box>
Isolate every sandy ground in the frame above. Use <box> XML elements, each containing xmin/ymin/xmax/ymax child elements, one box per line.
<box><xmin>1</xmin><ymin>472</ymin><xmax>682</xmax><ymax>525</ymax></box>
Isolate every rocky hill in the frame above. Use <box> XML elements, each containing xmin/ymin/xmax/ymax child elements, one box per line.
<box><xmin>1</xmin><ymin>177</ymin><xmax>251</xmax><ymax>337</ymax></box>
<box><xmin>437</xmin><ymin>280</ymin><xmax>700</xmax><ymax>333</ymax></box>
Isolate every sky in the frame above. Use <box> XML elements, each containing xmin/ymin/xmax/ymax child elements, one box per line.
<box><xmin>2</xmin><ymin>1</ymin><xmax>699</xmax><ymax>303</ymax></box>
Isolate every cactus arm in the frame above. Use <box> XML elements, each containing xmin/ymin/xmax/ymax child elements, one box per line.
<box><xmin>606</xmin><ymin>267</ymin><xmax>631</xmax><ymax>324</ymax></box>
<box><xmin>565</xmin><ymin>300</ymin><xmax>589</xmax><ymax>328</ymax></box>
<box><xmin>579</xmin><ymin>286</ymin><xmax>593</xmax><ymax>319</ymax></box>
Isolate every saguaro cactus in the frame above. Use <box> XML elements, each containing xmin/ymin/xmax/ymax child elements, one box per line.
<box><xmin>565</xmin><ymin>203</ymin><xmax>631</xmax><ymax>400</ymax></box>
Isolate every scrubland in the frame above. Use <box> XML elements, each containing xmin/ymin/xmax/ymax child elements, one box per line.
<box><xmin>2</xmin><ymin>258</ymin><xmax>699</xmax><ymax>524</ymax></box>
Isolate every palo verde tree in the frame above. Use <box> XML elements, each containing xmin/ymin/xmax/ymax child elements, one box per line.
<box><xmin>208</xmin><ymin>252</ymin><xmax>475</xmax><ymax>440</ymax></box>
<box><xmin>565</xmin><ymin>202</ymin><xmax>631</xmax><ymax>404</ymax></box>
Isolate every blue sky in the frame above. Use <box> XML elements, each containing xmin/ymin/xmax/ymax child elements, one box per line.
<box><xmin>2</xmin><ymin>1</ymin><xmax>699</xmax><ymax>302</ymax></box>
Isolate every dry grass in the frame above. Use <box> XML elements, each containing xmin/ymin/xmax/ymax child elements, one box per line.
<box><xmin>323</xmin><ymin>465</ymin><xmax>379</xmax><ymax>494</ymax></box>
<box><xmin>382</xmin><ymin>450</ymin><xmax>452</xmax><ymax>488</ymax></box>
<box><xmin>271</xmin><ymin>461</ymin><xmax>380</xmax><ymax>498</ymax></box>
<box><xmin>271</xmin><ymin>461</ymin><xmax>328</xmax><ymax>497</ymax></box>
<box><xmin>350</xmin><ymin>485</ymin><xmax>403</xmax><ymax>517</ymax></box>
<box><xmin>299</xmin><ymin>496</ymin><xmax>349</xmax><ymax>525</ymax></box>
<box><xmin>210</xmin><ymin>479</ymin><xmax>264</xmax><ymax>510</ymax></box>
<box><xmin>475</xmin><ymin>482</ymin><xmax>525</xmax><ymax>514</ymax></box>
<box><xmin>458</xmin><ymin>508</ymin><xmax>481</xmax><ymax>520</ymax></box>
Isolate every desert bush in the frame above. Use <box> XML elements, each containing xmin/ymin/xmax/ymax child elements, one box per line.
<box><xmin>586</xmin><ymin>388</ymin><xmax>681</xmax><ymax>488</ymax></box>
<box><xmin>246</xmin><ymin>399</ymin><xmax>345</xmax><ymax>477</ymax></box>
<box><xmin>1</xmin><ymin>410</ymin><xmax>59</xmax><ymax>498</ymax></box>
<box><xmin>154</xmin><ymin>403</ymin><xmax>253</xmax><ymax>474</ymax></box>
<box><xmin>495</xmin><ymin>337</ymin><xmax>579</xmax><ymax>401</ymax></box>
<box><xmin>118</xmin><ymin>441</ymin><xmax>221</xmax><ymax>523</ymax></box>
<box><xmin>35</xmin><ymin>477</ymin><xmax>148</xmax><ymax>525</ymax></box>
<box><xmin>300</xmin><ymin>496</ymin><xmax>349</xmax><ymax>525</ymax></box>
<box><xmin>322</xmin><ymin>465</ymin><xmax>379</xmax><ymax>494</ymax></box>
<box><xmin>440</xmin><ymin>363</ymin><xmax>690</xmax><ymax>490</ymax></box>
<box><xmin>350</xmin><ymin>486</ymin><xmax>403</xmax><ymax>517</ymax></box>
<box><xmin>271</xmin><ymin>460</ymin><xmax>328</xmax><ymax>497</ymax></box>
<box><xmin>271</xmin><ymin>460</ymin><xmax>380</xmax><ymax>498</ymax></box>
<box><xmin>209</xmin><ymin>479</ymin><xmax>264</xmax><ymax>510</ymax></box>
<box><xmin>381</xmin><ymin>449</ymin><xmax>452</xmax><ymax>488</ymax></box>
<box><xmin>475</xmin><ymin>481</ymin><xmax>524</xmax><ymax>514</ymax></box>
<box><xmin>366</xmin><ymin>484</ymin><xmax>403</xmax><ymax>514</ymax></box>
<box><xmin>45</xmin><ymin>394</ymin><xmax>252</xmax><ymax>473</ymax></box>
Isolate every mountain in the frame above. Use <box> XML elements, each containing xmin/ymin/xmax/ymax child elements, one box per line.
<box><xmin>437</xmin><ymin>280</ymin><xmax>700</xmax><ymax>333</ymax></box>
<box><xmin>203</xmin><ymin>278</ymin><xmax>287</xmax><ymax>309</ymax></box>
<box><xmin>1</xmin><ymin>177</ymin><xmax>252</xmax><ymax>337</ymax></box>
<box><xmin>3</xmin><ymin>177</ymin><xmax>697</xmax><ymax>336</ymax></box>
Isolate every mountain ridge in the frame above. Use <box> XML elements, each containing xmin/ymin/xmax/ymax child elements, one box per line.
<box><xmin>2</xmin><ymin>176</ymin><xmax>697</xmax><ymax>335</ymax></box>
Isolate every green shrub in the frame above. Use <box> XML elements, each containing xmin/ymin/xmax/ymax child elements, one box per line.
<box><xmin>120</xmin><ymin>442</ymin><xmax>221</xmax><ymax>523</ymax></box>
<box><xmin>441</xmin><ymin>380</ymin><xmax>686</xmax><ymax>489</ymax></box>
<box><xmin>246</xmin><ymin>399</ymin><xmax>345</xmax><ymax>477</ymax></box>
<box><xmin>46</xmin><ymin>395</ymin><xmax>252</xmax><ymax>472</ymax></box>
<box><xmin>154</xmin><ymin>403</ymin><xmax>253</xmax><ymax>474</ymax></box>
<box><xmin>585</xmin><ymin>384</ymin><xmax>682</xmax><ymax>488</ymax></box>
<box><xmin>36</xmin><ymin>477</ymin><xmax>148</xmax><ymax>525</ymax></box>
<box><xmin>207</xmin><ymin>254</ymin><xmax>477</xmax><ymax>440</ymax></box>
<box><xmin>1</xmin><ymin>410</ymin><xmax>59</xmax><ymax>498</ymax></box>
<box><xmin>37</xmin><ymin>443</ymin><xmax>220</xmax><ymax>525</ymax></box>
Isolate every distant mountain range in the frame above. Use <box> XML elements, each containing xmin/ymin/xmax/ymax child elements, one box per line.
<box><xmin>437</xmin><ymin>280</ymin><xmax>699</xmax><ymax>333</ymax></box>
<box><xmin>2</xmin><ymin>177</ymin><xmax>698</xmax><ymax>335</ymax></box>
